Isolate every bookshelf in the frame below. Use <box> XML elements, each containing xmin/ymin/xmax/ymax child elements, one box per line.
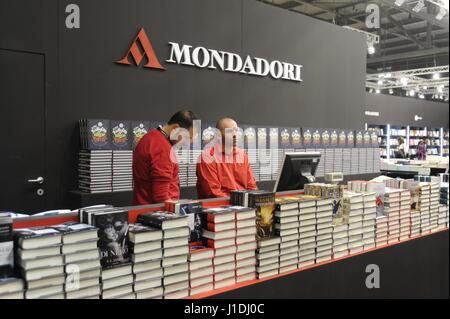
<box><xmin>389</xmin><ymin>125</ymin><xmax>407</xmax><ymax>158</ymax></box>
<box><xmin>443</xmin><ymin>129</ymin><xmax>449</xmax><ymax>157</ymax></box>
<box><xmin>426</xmin><ymin>127</ymin><xmax>442</xmax><ymax>156</ymax></box>
<box><xmin>409</xmin><ymin>126</ymin><xmax>426</xmax><ymax>157</ymax></box>
<box><xmin>368</xmin><ymin>124</ymin><xmax>388</xmax><ymax>158</ymax></box>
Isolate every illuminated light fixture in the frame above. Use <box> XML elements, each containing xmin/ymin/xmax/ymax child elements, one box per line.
<box><xmin>437</xmin><ymin>86</ymin><xmax>443</xmax><ymax>93</ymax></box>
<box><xmin>409</xmin><ymin>89</ymin><xmax>415</xmax><ymax>97</ymax></box>
<box><xmin>400</xmin><ymin>77</ymin><xmax>408</xmax><ymax>86</ymax></box>
<box><xmin>406</xmin><ymin>91</ymin><xmax>410</xmax><ymax>96</ymax></box>
<box><xmin>368</xmin><ymin>45</ymin><xmax>376</xmax><ymax>55</ymax></box>
<box><xmin>395</xmin><ymin>0</ymin><xmax>406</xmax><ymax>6</ymax></box>
<box><xmin>378</xmin><ymin>74</ymin><xmax>384</xmax><ymax>78</ymax></box>
<box><xmin>436</xmin><ymin>7</ymin><xmax>447</xmax><ymax>20</ymax></box>
<box><xmin>377</xmin><ymin>80</ymin><xmax>383</xmax><ymax>85</ymax></box>
<box><xmin>385</xmin><ymin>73</ymin><xmax>392</xmax><ymax>78</ymax></box>
<box><xmin>389</xmin><ymin>89</ymin><xmax>394</xmax><ymax>94</ymax></box>
<box><xmin>433</xmin><ymin>73</ymin><xmax>440</xmax><ymax>80</ymax></box>
<box><xmin>440</xmin><ymin>95</ymin><xmax>444</xmax><ymax>99</ymax></box>
<box><xmin>375</xmin><ymin>89</ymin><xmax>381</xmax><ymax>94</ymax></box>
<box><xmin>419</xmin><ymin>94</ymin><xmax>425</xmax><ymax>99</ymax></box>
<box><xmin>413</xmin><ymin>0</ymin><xmax>425</xmax><ymax>13</ymax></box>
<box><xmin>422</xmin><ymin>86</ymin><xmax>428</xmax><ymax>90</ymax></box>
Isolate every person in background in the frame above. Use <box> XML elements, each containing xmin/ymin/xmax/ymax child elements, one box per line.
<box><xmin>196</xmin><ymin>118</ymin><xmax>257</xmax><ymax>198</ymax></box>
<box><xmin>133</xmin><ymin>110</ymin><xmax>198</xmax><ymax>205</ymax></box>
<box><xmin>397</xmin><ymin>137</ymin><xmax>408</xmax><ymax>158</ymax></box>
<box><xmin>417</xmin><ymin>140</ymin><xmax>427</xmax><ymax>160</ymax></box>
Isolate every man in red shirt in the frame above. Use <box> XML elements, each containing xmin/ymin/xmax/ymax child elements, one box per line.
<box><xmin>133</xmin><ymin>110</ymin><xmax>198</xmax><ymax>205</ymax></box>
<box><xmin>196</xmin><ymin>118</ymin><xmax>257</xmax><ymax>198</ymax></box>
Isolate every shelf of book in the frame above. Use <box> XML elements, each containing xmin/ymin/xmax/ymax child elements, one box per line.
<box><xmin>186</xmin><ymin>228</ymin><xmax>449</xmax><ymax>299</ymax></box>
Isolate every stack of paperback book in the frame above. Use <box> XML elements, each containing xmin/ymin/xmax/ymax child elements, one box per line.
<box><xmin>80</xmin><ymin>206</ymin><xmax>134</xmax><ymax>299</ymax></box>
<box><xmin>165</xmin><ymin>199</ymin><xmax>203</xmax><ymax>244</ymax></box>
<box><xmin>358</xmin><ymin>148</ymin><xmax>366</xmax><ymax>174</ymax></box>
<box><xmin>315</xmin><ymin>198</ymin><xmax>334</xmax><ymax>263</ymax></box>
<box><xmin>399</xmin><ymin>190</ymin><xmax>412</xmax><ymax>240</ymax></box>
<box><xmin>13</xmin><ymin>227</ymin><xmax>65</xmax><ymax>299</ymax></box>
<box><xmin>127</xmin><ymin>224</ymin><xmax>164</xmax><ymax>299</ymax></box>
<box><xmin>231</xmin><ymin>206</ymin><xmax>257</xmax><ymax>283</ymax></box>
<box><xmin>342</xmin><ymin>192</ymin><xmax>364</xmax><ymax>254</ymax></box>
<box><xmin>440</xmin><ymin>183</ymin><xmax>449</xmax><ymax>206</ymax></box>
<box><xmin>429</xmin><ymin>183</ymin><xmax>440</xmax><ymax>232</ymax></box>
<box><xmin>375</xmin><ymin>216</ymin><xmax>388</xmax><ymax>247</ymax></box>
<box><xmin>176</xmin><ymin>149</ymin><xmax>189</xmax><ymax>188</ymax></box>
<box><xmin>351</xmin><ymin>148</ymin><xmax>359</xmax><ymax>175</ymax></box>
<box><xmin>51</xmin><ymin>222</ymin><xmax>101</xmax><ymax>299</ymax></box>
<box><xmin>201</xmin><ymin>207</ymin><xmax>237</xmax><ymax>290</ymax></box>
<box><xmin>298</xmin><ymin>196</ymin><xmax>318</xmax><ymax>268</ymax></box>
<box><xmin>188</xmin><ymin>243</ymin><xmax>214</xmax><ymax>296</ymax></box>
<box><xmin>418</xmin><ymin>183</ymin><xmax>432</xmax><ymax>234</ymax></box>
<box><xmin>410</xmin><ymin>208</ymin><xmax>421</xmax><ymax>238</ymax></box>
<box><xmin>362</xmin><ymin>193</ymin><xmax>377</xmax><ymax>250</ymax></box>
<box><xmin>384</xmin><ymin>188</ymin><xmax>401</xmax><ymax>244</ymax></box>
<box><xmin>324</xmin><ymin>149</ymin><xmax>334</xmax><ymax>175</ymax></box>
<box><xmin>274</xmin><ymin>198</ymin><xmax>300</xmax><ymax>273</ymax></box>
<box><xmin>438</xmin><ymin>204</ymin><xmax>449</xmax><ymax>230</ymax></box>
<box><xmin>342</xmin><ymin>148</ymin><xmax>352</xmax><ymax>176</ymax></box>
<box><xmin>78</xmin><ymin>150</ymin><xmax>112</xmax><ymax>193</ymax></box>
<box><xmin>188</xmin><ymin>149</ymin><xmax>199</xmax><ymax>187</ymax></box>
<box><xmin>138</xmin><ymin>211</ymin><xmax>190</xmax><ymax>299</ymax></box>
<box><xmin>333</xmin><ymin>148</ymin><xmax>343</xmax><ymax>173</ymax></box>
<box><xmin>256</xmin><ymin>237</ymin><xmax>281</xmax><ymax>278</ymax></box>
<box><xmin>332</xmin><ymin>220</ymin><xmax>349</xmax><ymax>259</ymax></box>
<box><xmin>0</xmin><ymin>278</ymin><xmax>24</xmax><ymax>299</ymax></box>
<box><xmin>112</xmin><ymin>150</ymin><xmax>133</xmax><ymax>192</ymax></box>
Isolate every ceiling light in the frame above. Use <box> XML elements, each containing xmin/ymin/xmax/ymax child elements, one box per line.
<box><xmin>423</xmin><ymin>86</ymin><xmax>428</xmax><ymax>90</ymax></box>
<box><xmin>395</xmin><ymin>0</ymin><xmax>406</xmax><ymax>6</ymax></box>
<box><xmin>385</xmin><ymin>73</ymin><xmax>392</xmax><ymax>78</ymax></box>
<box><xmin>413</xmin><ymin>0</ymin><xmax>425</xmax><ymax>13</ymax></box>
<box><xmin>438</xmin><ymin>87</ymin><xmax>444</xmax><ymax>93</ymax></box>
<box><xmin>436</xmin><ymin>7</ymin><xmax>447</xmax><ymax>20</ymax></box>
<box><xmin>419</xmin><ymin>94</ymin><xmax>425</xmax><ymax>99</ymax></box>
<box><xmin>368</xmin><ymin>45</ymin><xmax>376</xmax><ymax>55</ymax></box>
<box><xmin>400</xmin><ymin>77</ymin><xmax>408</xmax><ymax>86</ymax></box>
<box><xmin>377</xmin><ymin>80</ymin><xmax>383</xmax><ymax>85</ymax></box>
<box><xmin>433</xmin><ymin>73</ymin><xmax>440</xmax><ymax>80</ymax></box>
<box><xmin>409</xmin><ymin>90</ymin><xmax>415</xmax><ymax>97</ymax></box>
<box><xmin>376</xmin><ymin>89</ymin><xmax>381</xmax><ymax>94</ymax></box>
<box><xmin>406</xmin><ymin>91</ymin><xmax>409</xmax><ymax>96</ymax></box>
<box><xmin>389</xmin><ymin>89</ymin><xmax>394</xmax><ymax>94</ymax></box>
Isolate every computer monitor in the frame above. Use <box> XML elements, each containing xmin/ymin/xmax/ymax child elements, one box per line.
<box><xmin>273</xmin><ymin>152</ymin><xmax>321</xmax><ymax>192</ymax></box>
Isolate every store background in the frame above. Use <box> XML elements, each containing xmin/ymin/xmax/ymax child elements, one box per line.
<box><xmin>0</xmin><ymin>0</ymin><xmax>448</xmax><ymax>212</ymax></box>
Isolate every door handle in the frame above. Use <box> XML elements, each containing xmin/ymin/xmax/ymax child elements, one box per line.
<box><xmin>28</xmin><ymin>176</ymin><xmax>44</xmax><ymax>185</ymax></box>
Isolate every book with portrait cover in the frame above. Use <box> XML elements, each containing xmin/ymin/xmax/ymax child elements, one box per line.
<box><xmin>110</xmin><ymin>120</ymin><xmax>132</xmax><ymax>150</ymax></box>
<box><xmin>131</xmin><ymin>121</ymin><xmax>150</xmax><ymax>149</ymax></box>
<box><xmin>165</xmin><ymin>200</ymin><xmax>203</xmax><ymax>242</ymax></box>
<box><xmin>91</xmin><ymin>210</ymin><xmax>131</xmax><ymax>269</ymax></box>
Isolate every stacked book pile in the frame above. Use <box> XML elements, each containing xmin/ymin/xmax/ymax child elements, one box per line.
<box><xmin>384</xmin><ymin>188</ymin><xmax>401</xmax><ymax>244</ymax></box>
<box><xmin>439</xmin><ymin>182</ymin><xmax>449</xmax><ymax>229</ymax></box>
<box><xmin>138</xmin><ymin>211</ymin><xmax>190</xmax><ymax>299</ymax></box>
<box><xmin>274</xmin><ymin>198</ymin><xmax>300</xmax><ymax>273</ymax></box>
<box><xmin>189</xmin><ymin>149</ymin><xmax>201</xmax><ymax>187</ymax></box>
<box><xmin>78</xmin><ymin>150</ymin><xmax>112</xmax><ymax>193</ymax></box>
<box><xmin>188</xmin><ymin>243</ymin><xmax>214</xmax><ymax>296</ymax></box>
<box><xmin>372</xmin><ymin>148</ymin><xmax>381</xmax><ymax>173</ymax></box>
<box><xmin>314</xmin><ymin>197</ymin><xmax>333</xmax><ymax>263</ymax></box>
<box><xmin>375</xmin><ymin>216</ymin><xmax>388</xmax><ymax>247</ymax></box>
<box><xmin>358</xmin><ymin>148</ymin><xmax>366</xmax><ymax>174</ymax></box>
<box><xmin>332</xmin><ymin>220</ymin><xmax>349</xmax><ymax>259</ymax></box>
<box><xmin>429</xmin><ymin>183</ymin><xmax>440</xmax><ymax>232</ymax></box>
<box><xmin>258</xmin><ymin>149</ymin><xmax>272</xmax><ymax>182</ymax></box>
<box><xmin>247</xmin><ymin>148</ymin><xmax>259</xmax><ymax>182</ymax></box>
<box><xmin>342</xmin><ymin>148</ymin><xmax>352</xmax><ymax>176</ymax></box>
<box><xmin>128</xmin><ymin>224</ymin><xmax>164</xmax><ymax>299</ymax></box>
<box><xmin>51</xmin><ymin>222</ymin><xmax>101</xmax><ymax>299</ymax></box>
<box><xmin>399</xmin><ymin>190</ymin><xmax>412</xmax><ymax>240</ymax></box>
<box><xmin>175</xmin><ymin>149</ymin><xmax>189</xmax><ymax>188</ymax></box>
<box><xmin>418</xmin><ymin>183</ymin><xmax>432</xmax><ymax>235</ymax></box>
<box><xmin>112</xmin><ymin>150</ymin><xmax>133</xmax><ymax>192</ymax></box>
<box><xmin>200</xmin><ymin>207</ymin><xmax>238</xmax><ymax>290</ymax></box>
<box><xmin>298</xmin><ymin>196</ymin><xmax>318</xmax><ymax>268</ymax></box>
<box><xmin>256</xmin><ymin>237</ymin><xmax>280</xmax><ymax>278</ymax></box>
<box><xmin>333</xmin><ymin>148</ymin><xmax>343</xmax><ymax>173</ymax></box>
<box><xmin>351</xmin><ymin>148</ymin><xmax>359</xmax><ymax>175</ymax></box>
<box><xmin>362</xmin><ymin>193</ymin><xmax>377</xmax><ymax>250</ymax></box>
<box><xmin>315</xmin><ymin>148</ymin><xmax>325</xmax><ymax>177</ymax></box>
<box><xmin>342</xmin><ymin>192</ymin><xmax>364</xmax><ymax>254</ymax></box>
<box><xmin>324</xmin><ymin>148</ymin><xmax>334</xmax><ymax>175</ymax></box>
<box><xmin>13</xmin><ymin>227</ymin><xmax>65</xmax><ymax>299</ymax></box>
<box><xmin>0</xmin><ymin>278</ymin><xmax>24</xmax><ymax>299</ymax></box>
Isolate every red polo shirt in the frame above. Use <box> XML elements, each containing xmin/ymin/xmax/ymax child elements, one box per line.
<box><xmin>133</xmin><ymin>128</ymin><xmax>180</xmax><ymax>205</ymax></box>
<box><xmin>196</xmin><ymin>145</ymin><xmax>257</xmax><ymax>199</ymax></box>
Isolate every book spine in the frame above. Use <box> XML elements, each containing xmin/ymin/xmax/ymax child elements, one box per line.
<box><xmin>137</xmin><ymin>215</ymin><xmax>163</xmax><ymax>229</ymax></box>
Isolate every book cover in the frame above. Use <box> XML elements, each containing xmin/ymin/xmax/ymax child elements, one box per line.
<box><xmin>131</xmin><ymin>121</ymin><xmax>150</xmax><ymax>149</ymax></box>
<box><xmin>338</xmin><ymin>130</ymin><xmax>347</xmax><ymax>148</ymax></box>
<box><xmin>92</xmin><ymin>210</ymin><xmax>130</xmax><ymax>268</ymax></box>
<box><xmin>86</xmin><ymin>119</ymin><xmax>111</xmax><ymax>150</ymax></box>
<box><xmin>355</xmin><ymin>130</ymin><xmax>364</xmax><ymax>148</ymax></box>
<box><xmin>363</xmin><ymin>131</ymin><xmax>371</xmax><ymax>148</ymax></box>
<box><xmin>201</xmin><ymin>123</ymin><xmax>219</xmax><ymax>149</ymax></box>
<box><xmin>110</xmin><ymin>120</ymin><xmax>132</xmax><ymax>150</ymax></box>
<box><xmin>329</xmin><ymin>129</ymin><xmax>339</xmax><ymax>148</ymax></box>
<box><xmin>312</xmin><ymin>129</ymin><xmax>321</xmax><ymax>148</ymax></box>
<box><xmin>321</xmin><ymin>129</ymin><xmax>330</xmax><ymax>148</ymax></box>
<box><xmin>291</xmin><ymin>128</ymin><xmax>302</xmax><ymax>149</ymax></box>
<box><xmin>347</xmin><ymin>130</ymin><xmax>355</xmax><ymax>148</ymax></box>
<box><xmin>243</xmin><ymin>126</ymin><xmax>257</xmax><ymax>150</ymax></box>
<box><xmin>279</xmin><ymin>128</ymin><xmax>291</xmax><ymax>149</ymax></box>
<box><xmin>165</xmin><ymin>200</ymin><xmax>203</xmax><ymax>242</ymax></box>
<box><xmin>0</xmin><ymin>214</ymin><xmax>14</xmax><ymax>278</ymax></box>
<box><xmin>247</xmin><ymin>191</ymin><xmax>276</xmax><ymax>240</ymax></box>
<box><xmin>137</xmin><ymin>211</ymin><xmax>187</xmax><ymax>230</ymax></box>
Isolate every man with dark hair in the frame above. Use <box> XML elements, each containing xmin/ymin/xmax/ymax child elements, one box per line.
<box><xmin>133</xmin><ymin>110</ymin><xmax>198</xmax><ymax>205</ymax></box>
<box><xmin>196</xmin><ymin>117</ymin><xmax>257</xmax><ymax>198</ymax></box>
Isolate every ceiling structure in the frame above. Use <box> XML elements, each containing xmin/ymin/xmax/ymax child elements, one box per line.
<box><xmin>258</xmin><ymin>0</ymin><xmax>449</xmax><ymax>101</ymax></box>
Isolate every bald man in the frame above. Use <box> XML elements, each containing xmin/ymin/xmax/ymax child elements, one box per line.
<box><xmin>196</xmin><ymin>118</ymin><xmax>257</xmax><ymax>199</ymax></box>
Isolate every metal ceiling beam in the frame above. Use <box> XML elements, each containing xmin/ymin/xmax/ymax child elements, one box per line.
<box><xmin>367</xmin><ymin>46</ymin><xmax>449</xmax><ymax>64</ymax></box>
<box><xmin>384</xmin><ymin>10</ymin><xmax>428</xmax><ymax>49</ymax></box>
<box><xmin>376</xmin><ymin>0</ymin><xmax>449</xmax><ymax>30</ymax></box>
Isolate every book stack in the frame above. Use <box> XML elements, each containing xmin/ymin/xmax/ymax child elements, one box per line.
<box><xmin>332</xmin><ymin>220</ymin><xmax>349</xmax><ymax>259</ymax></box>
<box><xmin>0</xmin><ymin>278</ymin><xmax>24</xmax><ymax>299</ymax></box>
<box><xmin>384</xmin><ymin>188</ymin><xmax>401</xmax><ymax>244</ymax></box>
<box><xmin>258</xmin><ymin>149</ymin><xmax>272</xmax><ymax>181</ymax></box>
<box><xmin>440</xmin><ymin>183</ymin><xmax>449</xmax><ymax>206</ymax></box>
<box><xmin>358</xmin><ymin>148</ymin><xmax>366</xmax><ymax>174</ymax></box>
<box><xmin>315</xmin><ymin>198</ymin><xmax>333</xmax><ymax>263</ymax></box>
<box><xmin>351</xmin><ymin>148</ymin><xmax>359</xmax><ymax>175</ymax></box>
<box><xmin>78</xmin><ymin>150</ymin><xmax>112</xmax><ymax>193</ymax></box>
<box><xmin>429</xmin><ymin>183</ymin><xmax>440</xmax><ymax>232</ymax></box>
<box><xmin>342</xmin><ymin>148</ymin><xmax>352</xmax><ymax>176</ymax></box>
<box><xmin>200</xmin><ymin>207</ymin><xmax>238</xmax><ymax>290</ymax></box>
<box><xmin>256</xmin><ymin>237</ymin><xmax>281</xmax><ymax>278</ymax></box>
<box><xmin>247</xmin><ymin>148</ymin><xmax>259</xmax><ymax>182</ymax></box>
<box><xmin>399</xmin><ymin>190</ymin><xmax>412</xmax><ymax>240</ymax></box>
<box><xmin>375</xmin><ymin>216</ymin><xmax>388</xmax><ymax>247</ymax></box>
<box><xmin>188</xmin><ymin>243</ymin><xmax>214</xmax><ymax>296</ymax></box>
<box><xmin>437</xmin><ymin>205</ymin><xmax>448</xmax><ymax>231</ymax></box>
<box><xmin>80</xmin><ymin>206</ymin><xmax>134</xmax><ymax>299</ymax></box>
<box><xmin>418</xmin><ymin>183</ymin><xmax>431</xmax><ymax>234</ymax></box>
<box><xmin>439</xmin><ymin>182</ymin><xmax>449</xmax><ymax>228</ymax></box>
<box><xmin>324</xmin><ymin>149</ymin><xmax>334</xmax><ymax>174</ymax></box>
<box><xmin>410</xmin><ymin>209</ymin><xmax>421</xmax><ymax>238</ymax></box>
<box><xmin>51</xmin><ymin>222</ymin><xmax>101</xmax><ymax>299</ymax></box>
<box><xmin>333</xmin><ymin>148</ymin><xmax>343</xmax><ymax>173</ymax></box>
<box><xmin>342</xmin><ymin>192</ymin><xmax>364</xmax><ymax>254</ymax></box>
<box><xmin>112</xmin><ymin>150</ymin><xmax>133</xmax><ymax>192</ymax></box>
<box><xmin>138</xmin><ymin>211</ymin><xmax>190</xmax><ymax>299</ymax></box>
<box><xmin>14</xmin><ymin>227</ymin><xmax>65</xmax><ymax>299</ymax></box>
<box><xmin>231</xmin><ymin>206</ymin><xmax>257</xmax><ymax>283</ymax></box>
<box><xmin>297</xmin><ymin>196</ymin><xmax>318</xmax><ymax>268</ymax></box>
<box><xmin>315</xmin><ymin>148</ymin><xmax>325</xmax><ymax>177</ymax></box>
<box><xmin>165</xmin><ymin>199</ymin><xmax>203</xmax><ymax>244</ymax></box>
<box><xmin>362</xmin><ymin>193</ymin><xmax>377</xmax><ymax>250</ymax></box>
<box><xmin>127</xmin><ymin>224</ymin><xmax>164</xmax><ymax>299</ymax></box>
<box><xmin>188</xmin><ymin>149</ymin><xmax>201</xmax><ymax>187</ymax></box>
<box><xmin>175</xmin><ymin>149</ymin><xmax>189</xmax><ymax>187</ymax></box>
<box><xmin>274</xmin><ymin>198</ymin><xmax>300</xmax><ymax>273</ymax></box>
<box><xmin>373</xmin><ymin>148</ymin><xmax>381</xmax><ymax>173</ymax></box>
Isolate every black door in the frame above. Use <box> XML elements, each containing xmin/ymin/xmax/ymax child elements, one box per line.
<box><xmin>0</xmin><ymin>49</ymin><xmax>46</xmax><ymax>213</ymax></box>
